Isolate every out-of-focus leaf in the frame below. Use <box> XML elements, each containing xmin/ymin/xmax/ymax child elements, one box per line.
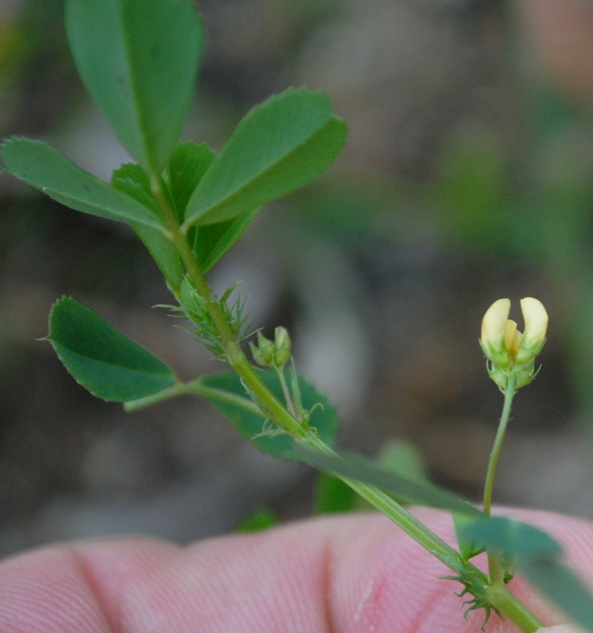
<box><xmin>521</xmin><ymin>560</ymin><xmax>593</xmax><ymax>633</ymax></box>
<box><xmin>314</xmin><ymin>473</ymin><xmax>358</xmax><ymax>514</ymax></box>
<box><xmin>47</xmin><ymin>297</ymin><xmax>176</xmax><ymax>402</ymax></box>
<box><xmin>2</xmin><ymin>138</ymin><xmax>162</xmax><ymax>228</ymax></box>
<box><xmin>183</xmin><ymin>87</ymin><xmax>348</xmax><ymax>227</ymax></box>
<box><xmin>354</xmin><ymin>440</ymin><xmax>430</xmax><ymax>513</ymax></box>
<box><xmin>461</xmin><ymin>516</ymin><xmax>593</xmax><ymax>632</ymax></box>
<box><xmin>453</xmin><ymin>513</ymin><xmax>484</xmax><ymax>561</ymax></box>
<box><xmin>65</xmin><ymin>0</ymin><xmax>202</xmax><ymax>173</ymax></box>
<box><xmin>376</xmin><ymin>439</ymin><xmax>429</xmax><ymax>483</ymax></box>
<box><xmin>460</xmin><ymin>516</ymin><xmax>562</xmax><ymax>562</ymax></box>
<box><xmin>294</xmin><ymin>446</ymin><xmax>482</xmax><ymax>517</ymax></box>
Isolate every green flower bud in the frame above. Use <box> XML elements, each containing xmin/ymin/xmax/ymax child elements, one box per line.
<box><xmin>250</xmin><ymin>332</ymin><xmax>275</xmax><ymax>366</ymax></box>
<box><xmin>273</xmin><ymin>326</ymin><xmax>291</xmax><ymax>368</ymax></box>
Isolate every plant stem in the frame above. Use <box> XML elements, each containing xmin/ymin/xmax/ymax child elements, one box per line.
<box><xmin>124</xmin><ymin>378</ymin><xmax>263</xmax><ymax>414</ymax></box>
<box><xmin>486</xmin><ymin>586</ymin><xmax>542</xmax><ymax>633</ymax></box>
<box><xmin>152</xmin><ymin>174</ymin><xmax>309</xmax><ymax>440</ymax></box>
<box><xmin>274</xmin><ymin>366</ymin><xmax>297</xmax><ymax>417</ymax></box>
<box><xmin>310</xmin><ymin>440</ymin><xmax>464</xmax><ymax>571</ymax></box>
<box><xmin>307</xmin><ymin>433</ymin><xmax>542</xmax><ymax>631</ymax></box>
<box><xmin>483</xmin><ymin>373</ymin><xmax>517</xmax><ymax>587</ymax></box>
<box><xmin>153</xmin><ymin>182</ymin><xmax>542</xmax><ymax>631</ymax></box>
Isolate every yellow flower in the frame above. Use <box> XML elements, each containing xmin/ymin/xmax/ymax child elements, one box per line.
<box><xmin>480</xmin><ymin>297</ymin><xmax>548</xmax><ymax>389</ymax></box>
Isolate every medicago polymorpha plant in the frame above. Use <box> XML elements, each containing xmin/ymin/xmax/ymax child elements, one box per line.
<box><xmin>2</xmin><ymin>0</ymin><xmax>592</xmax><ymax>630</ymax></box>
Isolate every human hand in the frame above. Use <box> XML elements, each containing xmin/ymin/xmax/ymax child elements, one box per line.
<box><xmin>1</xmin><ymin>508</ymin><xmax>592</xmax><ymax>632</ymax></box>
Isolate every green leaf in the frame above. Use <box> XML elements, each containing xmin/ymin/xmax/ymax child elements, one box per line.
<box><xmin>166</xmin><ymin>142</ymin><xmax>255</xmax><ymax>272</ymax></box>
<box><xmin>293</xmin><ymin>447</ymin><xmax>482</xmax><ymax>517</ymax></box>
<box><xmin>354</xmin><ymin>440</ymin><xmax>431</xmax><ymax>513</ymax></box>
<box><xmin>460</xmin><ymin>516</ymin><xmax>562</xmax><ymax>562</ymax></box>
<box><xmin>133</xmin><ymin>223</ymin><xmax>184</xmax><ymax>293</ymax></box>
<box><xmin>193</xmin><ymin>212</ymin><xmax>257</xmax><ymax>273</ymax></box>
<box><xmin>461</xmin><ymin>516</ymin><xmax>593</xmax><ymax>632</ymax></box>
<box><xmin>111</xmin><ymin>163</ymin><xmax>157</xmax><ymax>212</ymax></box>
<box><xmin>1</xmin><ymin>138</ymin><xmax>162</xmax><ymax>229</ymax></box>
<box><xmin>183</xmin><ymin>87</ymin><xmax>348</xmax><ymax>227</ymax></box>
<box><xmin>521</xmin><ymin>560</ymin><xmax>593</xmax><ymax>633</ymax></box>
<box><xmin>167</xmin><ymin>141</ymin><xmax>216</xmax><ymax>221</ymax></box>
<box><xmin>65</xmin><ymin>0</ymin><xmax>203</xmax><ymax>173</ymax></box>
<box><xmin>375</xmin><ymin>440</ymin><xmax>429</xmax><ymax>484</ymax></box>
<box><xmin>112</xmin><ymin>163</ymin><xmax>184</xmax><ymax>292</ymax></box>
<box><xmin>453</xmin><ymin>513</ymin><xmax>484</xmax><ymax>561</ymax></box>
<box><xmin>314</xmin><ymin>473</ymin><xmax>358</xmax><ymax>514</ymax></box>
<box><xmin>200</xmin><ymin>371</ymin><xmax>476</xmax><ymax>516</ymax></box>
<box><xmin>48</xmin><ymin>297</ymin><xmax>176</xmax><ymax>402</ymax></box>
<box><xmin>200</xmin><ymin>370</ymin><xmax>339</xmax><ymax>457</ymax></box>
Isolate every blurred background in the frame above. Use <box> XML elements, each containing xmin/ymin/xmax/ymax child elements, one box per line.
<box><xmin>2</xmin><ymin>0</ymin><xmax>593</xmax><ymax>556</ymax></box>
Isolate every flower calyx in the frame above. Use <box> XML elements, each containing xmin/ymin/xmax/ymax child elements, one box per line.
<box><xmin>480</xmin><ymin>297</ymin><xmax>548</xmax><ymax>390</ymax></box>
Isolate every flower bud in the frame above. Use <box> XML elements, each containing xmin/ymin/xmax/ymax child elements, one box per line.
<box><xmin>249</xmin><ymin>332</ymin><xmax>275</xmax><ymax>366</ymax></box>
<box><xmin>273</xmin><ymin>326</ymin><xmax>291</xmax><ymax>368</ymax></box>
<box><xmin>480</xmin><ymin>297</ymin><xmax>548</xmax><ymax>390</ymax></box>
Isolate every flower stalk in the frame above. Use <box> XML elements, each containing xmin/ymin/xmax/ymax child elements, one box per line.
<box><xmin>480</xmin><ymin>297</ymin><xmax>548</xmax><ymax>589</ymax></box>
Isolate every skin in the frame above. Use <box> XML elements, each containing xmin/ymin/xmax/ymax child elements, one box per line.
<box><xmin>0</xmin><ymin>508</ymin><xmax>591</xmax><ymax>633</ymax></box>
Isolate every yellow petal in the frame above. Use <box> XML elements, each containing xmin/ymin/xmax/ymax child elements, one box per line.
<box><xmin>504</xmin><ymin>319</ymin><xmax>522</xmax><ymax>359</ymax></box>
<box><xmin>520</xmin><ymin>297</ymin><xmax>548</xmax><ymax>344</ymax></box>
<box><xmin>481</xmin><ymin>298</ymin><xmax>511</xmax><ymax>349</ymax></box>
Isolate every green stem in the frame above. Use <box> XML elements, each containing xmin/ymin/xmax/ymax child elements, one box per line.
<box><xmin>300</xmin><ymin>435</ymin><xmax>541</xmax><ymax>631</ymax></box>
<box><xmin>152</xmin><ymin>173</ymin><xmax>309</xmax><ymax>441</ymax></box>
<box><xmin>274</xmin><ymin>366</ymin><xmax>297</xmax><ymax>417</ymax></box>
<box><xmin>486</xmin><ymin>586</ymin><xmax>542</xmax><ymax>633</ymax></box>
<box><xmin>483</xmin><ymin>373</ymin><xmax>517</xmax><ymax>587</ymax></box>
<box><xmin>152</xmin><ymin>181</ymin><xmax>542</xmax><ymax>631</ymax></box>
<box><xmin>124</xmin><ymin>378</ymin><xmax>263</xmax><ymax>414</ymax></box>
